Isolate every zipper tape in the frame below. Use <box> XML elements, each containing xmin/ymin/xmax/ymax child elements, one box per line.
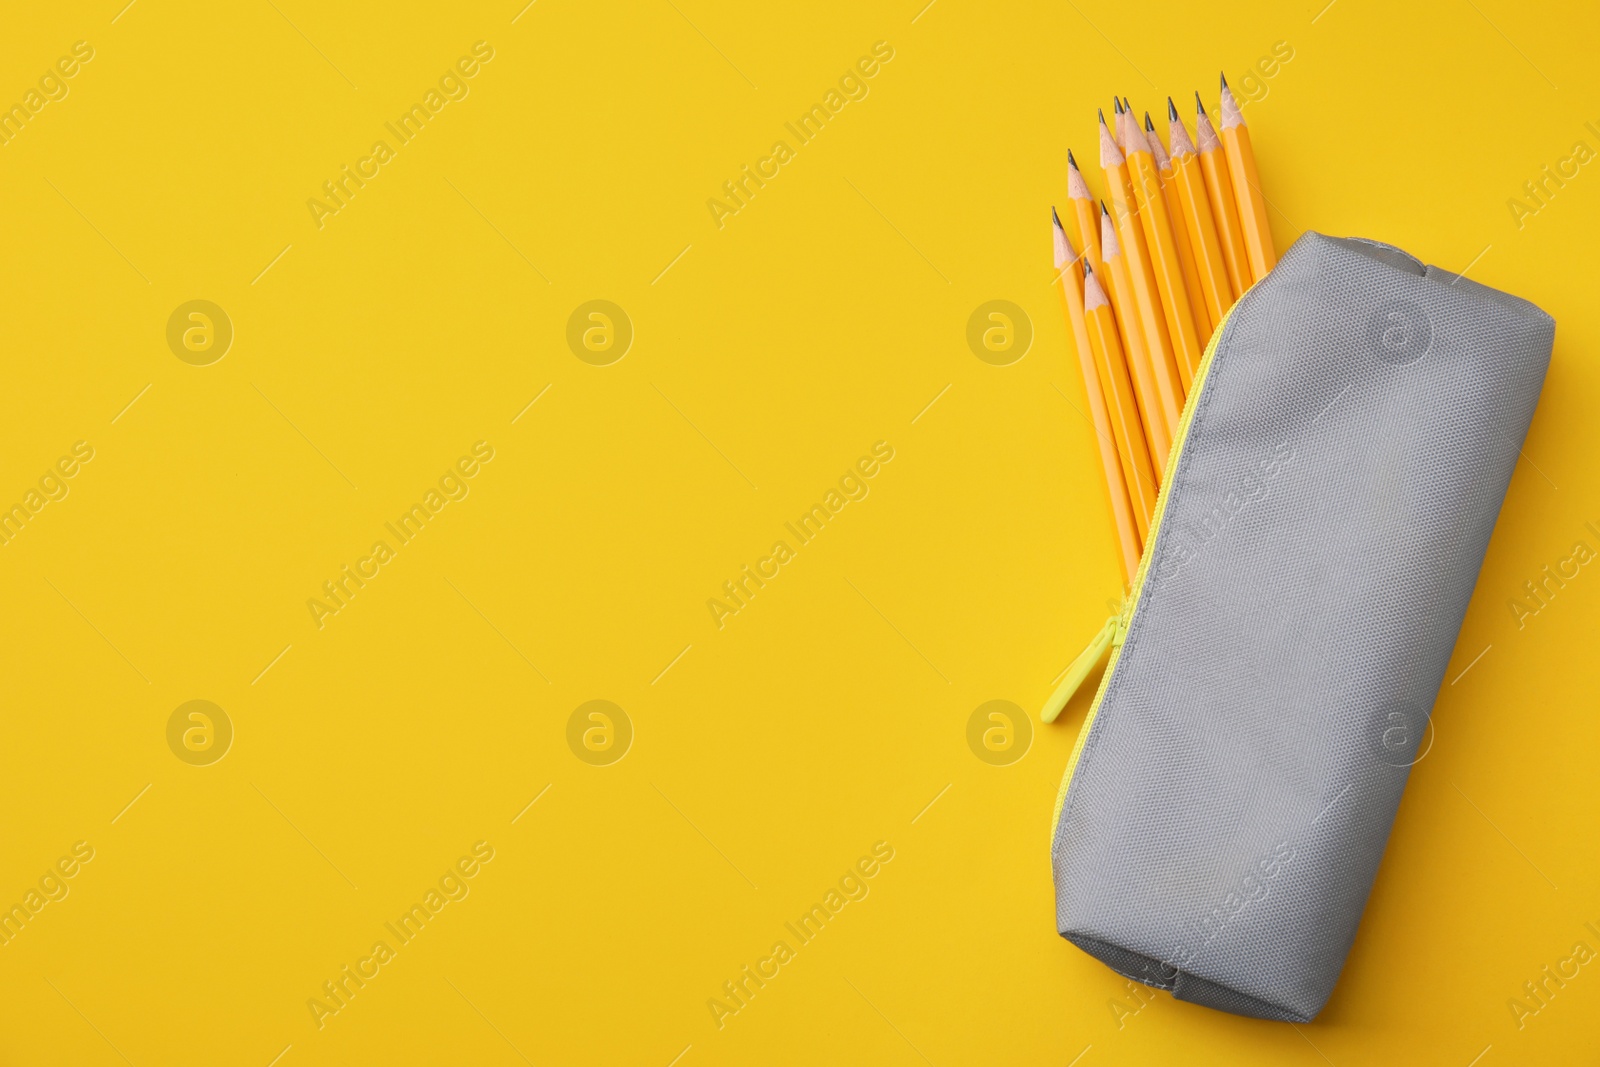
<box><xmin>1045</xmin><ymin>282</ymin><xmax>1256</xmax><ymax>844</ymax></box>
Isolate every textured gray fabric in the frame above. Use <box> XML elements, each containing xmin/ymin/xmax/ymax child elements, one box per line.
<box><xmin>1051</xmin><ymin>232</ymin><xmax>1554</xmax><ymax>1022</ymax></box>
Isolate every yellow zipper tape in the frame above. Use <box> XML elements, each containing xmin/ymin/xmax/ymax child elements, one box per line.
<box><xmin>1047</xmin><ymin>289</ymin><xmax>1251</xmax><ymax>845</ymax></box>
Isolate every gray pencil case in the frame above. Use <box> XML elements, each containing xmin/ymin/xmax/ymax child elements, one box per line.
<box><xmin>1048</xmin><ymin>232</ymin><xmax>1554</xmax><ymax>1021</ymax></box>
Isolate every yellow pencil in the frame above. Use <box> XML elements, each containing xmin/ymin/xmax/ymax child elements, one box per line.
<box><xmin>1218</xmin><ymin>74</ymin><xmax>1277</xmax><ymax>282</ymax></box>
<box><xmin>1100</xmin><ymin>203</ymin><xmax>1171</xmax><ymax>475</ymax></box>
<box><xmin>1146</xmin><ymin>110</ymin><xmax>1212</xmax><ymax>340</ymax></box>
<box><xmin>1194</xmin><ymin>92</ymin><xmax>1251</xmax><ymax>297</ymax></box>
<box><xmin>1167</xmin><ymin>97</ymin><xmax>1234</xmax><ymax>333</ymax></box>
<box><xmin>1124</xmin><ymin>108</ymin><xmax>1204</xmax><ymax>387</ymax></box>
<box><xmin>1056</xmin><ymin>209</ymin><xmax>1156</xmax><ymax>534</ymax></box>
<box><xmin>1091</xmin><ymin>192</ymin><xmax>1152</xmax><ymax>467</ymax></box>
<box><xmin>1054</xmin><ymin>211</ymin><xmax>1146</xmax><ymax>576</ymax></box>
<box><xmin>1065</xmin><ymin>149</ymin><xmax>1102</xmax><ymax>273</ymax></box>
<box><xmin>1083</xmin><ymin>264</ymin><xmax>1158</xmax><ymax>544</ymax></box>
<box><xmin>1101</xmin><ymin>113</ymin><xmax>1185</xmax><ymax>436</ymax></box>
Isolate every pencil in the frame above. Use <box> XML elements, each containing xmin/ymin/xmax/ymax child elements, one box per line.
<box><xmin>1124</xmin><ymin>109</ymin><xmax>1204</xmax><ymax>387</ymax></box>
<box><xmin>1115</xmin><ymin>97</ymin><xmax>1135</xmax><ymax>159</ymax></box>
<box><xmin>1100</xmin><ymin>203</ymin><xmax>1171</xmax><ymax>476</ymax></box>
<box><xmin>1081</xmin><ymin>260</ymin><xmax>1158</xmax><ymax>536</ymax></box>
<box><xmin>1055</xmin><ymin>209</ymin><xmax>1156</xmax><ymax>533</ymax></box>
<box><xmin>1145</xmin><ymin>111</ymin><xmax>1212</xmax><ymax>341</ymax></box>
<box><xmin>1082</xmin><ymin>263</ymin><xmax>1158</xmax><ymax>548</ymax></box>
<box><xmin>1218</xmin><ymin>75</ymin><xmax>1277</xmax><ymax>282</ymax></box>
<box><xmin>1054</xmin><ymin>212</ymin><xmax>1145</xmax><ymax>577</ymax></box>
<box><xmin>1089</xmin><ymin>177</ymin><xmax>1148</xmax><ymax>357</ymax></box>
<box><xmin>1091</xmin><ymin>194</ymin><xmax>1152</xmax><ymax>463</ymax></box>
<box><xmin>1194</xmin><ymin>92</ymin><xmax>1251</xmax><ymax>297</ymax></box>
<box><xmin>1100</xmin><ymin>114</ymin><xmax>1185</xmax><ymax>438</ymax></box>
<box><xmin>1066</xmin><ymin>150</ymin><xmax>1102</xmax><ymax>272</ymax></box>
<box><xmin>1166</xmin><ymin>98</ymin><xmax>1233</xmax><ymax>336</ymax></box>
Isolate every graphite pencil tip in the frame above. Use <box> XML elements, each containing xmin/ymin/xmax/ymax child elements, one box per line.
<box><xmin>1113</xmin><ymin>97</ymin><xmax>1123</xmax><ymax>114</ymax></box>
<box><xmin>1122</xmin><ymin>111</ymin><xmax>1147</xmax><ymax>153</ymax></box>
<box><xmin>1168</xmin><ymin>97</ymin><xmax>1178</xmax><ymax>122</ymax></box>
<box><xmin>1083</xmin><ymin>265</ymin><xmax>1111</xmax><ymax>310</ymax></box>
<box><xmin>1098</xmin><ymin>107</ymin><xmax>1109</xmax><ymax>126</ymax></box>
<box><xmin>1193</xmin><ymin>101</ymin><xmax>1221</xmax><ymax>150</ymax></box>
<box><xmin>1218</xmin><ymin>79</ymin><xmax>1244</xmax><ymax>128</ymax></box>
<box><xmin>1168</xmin><ymin>108</ymin><xmax>1197</xmax><ymax>156</ymax></box>
<box><xmin>1195</xmin><ymin>90</ymin><xmax>1206</xmax><ymax>112</ymax></box>
<box><xmin>1123</xmin><ymin>96</ymin><xmax>1132</xmax><ymax>112</ymax></box>
<box><xmin>1098</xmin><ymin>115</ymin><xmax>1125</xmax><ymax>166</ymax></box>
<box><xmin>1051</xmin><ymin>208</ymin><xmax>1075</xmax><ymax>268</ymax></box>
<box><xmin>1099</xmin><ymin>200</ymin><xmax>1110</xmax><ymax>217</ymax></box>
<box><xmin>1067</xmin><ymin>154</ymin><xmax>1093</xmax><ymax>198</ymax></box>
<box><xmin>1220</xmin><ymin>71</ymin><xmax>1230</xmax><ymax>91</ymax></box>
<box><xmin>1098</xmin><ymin>206</ymin><xmax>1121</xmax><ymax>259</ymax></box>
<box><xmin>1143</xmin><ymin>114</ymin><xmax>1169</xmax><ymax>167</ymax></box>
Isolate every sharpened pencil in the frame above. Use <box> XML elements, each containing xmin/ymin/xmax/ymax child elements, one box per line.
<box><xmin>1066</xmin><ymin>150</ymin><xmax>1102</xmax><ymax>273</ymax></box>
<box><xmin>1194</xmin><ymin>92</ymin><xmax>1251</xmax><ymax>297</ymax></box>
<box><xmin>1100</xmin><ymin>203</ymin><xmax>1172</xmax><ymax>475</ymax></box>
<box><xmin>1055</xmin><ymin>211</ymin><xmax>1147</xmax><ymax>577</ymax></box>
<box><xmin>1167</xmin><ymin>98</ymin><xmax>1234</xmax><ymax>334</ymax></box>
<box><xmin>1100</xmin><ymin>115</ymin><xmax>1185</xmax><ymax>443</ymax></box>
<box><xmin>1124</xmin><ymin>109</ymin><xmax>1204</xmax><ymax>387</ymax></box>
<box><xmin>1218</xmin><ymin>74</ymin><xmax>1277</xmax><ymax>282</ymax></box>
<box><xmin>1147</xmin><ymin>111</ymin><xmax>1213</xmax><ymax>341</ymax></box>
<box><xmin>1056</xmin><ymin>208</ymin><xmax>1157</xmax><ymax>533</ymax></box>
<box><xmin>1079</xmin><ymin>257</ymin><xmax>1157</xmax><ymax>536</ymax></box>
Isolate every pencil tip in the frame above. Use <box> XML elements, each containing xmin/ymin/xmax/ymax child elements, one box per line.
<box><xmin>1099</xmin><ymin>200</ymin><xmax>1110</xmax><ymax>216</ymax></box>
<box><xmin>1168</xmin><ymin>97</ymin><xmax>1178</xmax><ymax>121</ymax></box>
<box><xmin>1123</xmin><ymin>96</ymin><xmax>1132</xmax><ymax>111</ymax></box>
<box><xmin>1083</xmin><ymin>259</ymin><xmax>1095</xmax><ymax>275</ymax></box>
<box><xmin>1051</xmin><ymin>205</ymin><xmax>1063</xmax><ymax>227</ymax></box>
<box><xmin>1112</xmin><ymin>97</ymin><xmax>1122</xmax><ymax>114</ymax></box>
<box><xmin>1098</xmin><ymin>108</ymin><xmax>1108</xmax><ymax>126</ymax></box>
<box><xmin>1067</xmin><ymin>148</ymin><xmax>1079</xmax><ymax>169</ymax></box>
<box><xmin>1195</xmin><ymin>90</ymin><xmax>1205</xmax><ymax>112</ymax></box>
<box><xmin>1144</xmin><ymin>112</ymin><xmax>1156</xmax><ymax>132</ymax></box>
<box><xmin>1219</xmin><ymin>71</ymin><xmax>1229</xmax><ymax>91</ymax></box>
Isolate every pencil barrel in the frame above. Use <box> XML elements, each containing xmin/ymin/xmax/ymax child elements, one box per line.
<box><xmin>1059</xmin><ymin>271</ymin><xmax>1144</xmax><ymax>578</ymax></box>
<box><xmin>1101</xmin><ymin>246</ymin><xmax>1170</xmax><ymax>477</ymax></box>
<box><xmin>1198</xmin><ymin>145</ymin><xmax>1250</xmax><ymax>297</ymax></box>
<box><xmin>1222</xmin><ymin>123</ymin><xmax>1277</xmax><ymax>282</ymax></box>
<box><xmin>1068</xmin><ymin>198</ymin><xmax>1102</xmax><ymax>274</ymax></box>
<box><xmin>1160</xmin><ymin>163</ymin><xmax>1213</xmax><ymax>340</ymax></box>
<box><xmin>1105</xmin><ymin>166</ymin><xmax>1185</xmax><ymax>435</ymax></box>
<box><xmin>1130</xmin><ymin>152</ymin><xmax>1204</xmax><ymax>388</ymax></box>
<box><xmin>1172</xmin><ymin>153</ymin><xmax>1234</xmax><ymax>335</ymax></box>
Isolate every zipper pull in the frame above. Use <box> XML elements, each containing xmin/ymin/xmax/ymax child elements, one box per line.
<box><xmin>1040</xmin><ymin>601</ymin><xmax>1127</xmax><ymax>723</ymax></box>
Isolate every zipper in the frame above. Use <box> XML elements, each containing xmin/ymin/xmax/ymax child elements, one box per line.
<box><xmin>1045</xmin><ymin>287</ymin><xmax>1252</xmax><ymax>844</ymax></box>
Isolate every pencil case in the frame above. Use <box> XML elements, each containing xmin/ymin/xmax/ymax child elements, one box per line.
<box><xmin>1048</xmin><ymin>232</ymin><xmax>1554</xmax><ymax>1021</ymax></box>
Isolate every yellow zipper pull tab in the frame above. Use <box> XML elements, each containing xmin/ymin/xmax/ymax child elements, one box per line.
<box><xmin>1114</xmin><ymin>593</ymin><xmax>1133</xmax><ymax>643</ymax></box>
<box><xmin>1040</xmin><ymin>607</ymin><xmax>1122</xmax><ymax>724</ymax></box>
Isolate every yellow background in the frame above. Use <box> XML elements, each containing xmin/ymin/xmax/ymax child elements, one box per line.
<box><xmin>2</xmin><ymin>0</ymin><xmax>1597</xmax><ymax>1063</ymax></box>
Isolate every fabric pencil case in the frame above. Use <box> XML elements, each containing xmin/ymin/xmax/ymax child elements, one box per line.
<box><xmin>1047</xmin><ymin>231</ymin><xmax>1555</xmax><ymax>1021</ymax></box>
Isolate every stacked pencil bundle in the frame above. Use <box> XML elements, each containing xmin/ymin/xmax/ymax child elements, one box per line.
<box><xmin>1054</xmin><ymin>76</ymin><xmax>1276</xmax><ymax>581</ymax></box>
